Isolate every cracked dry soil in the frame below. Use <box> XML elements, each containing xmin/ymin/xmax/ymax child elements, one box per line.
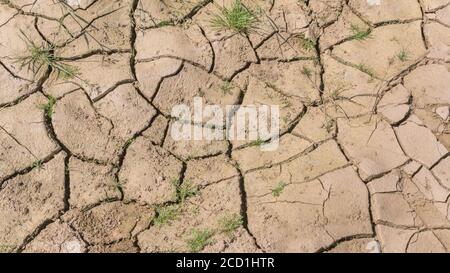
<box><xmin>0</xmin><ymin>0</ymin><xmax>450</xmax><ymax>253</ymax></box>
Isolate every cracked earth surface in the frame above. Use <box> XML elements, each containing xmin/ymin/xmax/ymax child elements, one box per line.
<box><xmin>0</xmin><ymin>0</ymin><xmax>450</xmax><ymax>253</ymax></box>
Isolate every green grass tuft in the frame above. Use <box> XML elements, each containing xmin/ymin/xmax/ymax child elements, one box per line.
<box><xmin>356</xmin><ymin>63</ymin><xmax>375</xmax><ymax>78</ymax></box>
<box><xmin>301</xmin><ymin>66</ymin><xmax>313</xmax><ymax>77</ymax></box>
<box><xmin>154</xmin><ymin>205</ymin><xmax>181</xmax><ymax>226</ymax></box>
<box><xmin>249</xmin><ymin>138</ymin><xmax>264</xmax><ymax>147</ymax></box>
<box><xmin>39</xmin><ymin>96</ymin><xmax>56</xmax><ymax>118</ymax></box>
<box><xmin>32</xmin><ymin>160</ymin><xmax>44</xmax><ymax>170</ymax></box>
<box><xmin>298</xmin><ymin>34</ymin><xmax>316</xmax><ymax>51</ymax></box>
<box><xmin>350</xmin><ymin>25</ymin><xmax>371</xmax><ymax>41</ymax></box>
<box><xmin>0</xmin><ymin>244</ymin><xmax>14</xmax><ymax>253</ymax></box>
<box><xmin>271</xmin><ymin>182</ymin><xmax>287</xmax><ymax>197</ymax></box>
<box><xmin>220</xmin><ymin>81</ymin><xmax>233</xmax><ymax>95</ymax></box>
<box><xmin>186</xmin><ymin>229</ymin><xmax>214</xmax><ymax>253</ymax></box>
<box><xmin>15</xmin><ymin>31</ymin><xmax>78</xmax><ymax>79</ymax></box>
<box><xmin>210</xmin><ymin>0</ymin><xmax>258</xmax><ymax>34</ymax></box>
<box><xmin>397</xmin><ymin>50</ymin><xmax>409</xmax><ymax>62</ymax></box>
<box><xmin>172</xmin><ymin>179</ymin><xmax>198</xmax><ymax>203</ymax></box>
<box><xmin>219</xmin><ymin>214</ymin><xmax>243</xmax><ymax>236</ymax></box>
<box><xmin>124</xmin><ymin>138</ymin><xmax>135</xmax><ymax>149</ymax></box>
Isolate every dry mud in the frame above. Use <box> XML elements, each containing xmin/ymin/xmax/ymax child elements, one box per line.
<box><xmin>0</xmin><ymin>0</ymin><xmax>450</xmax><ymax>253</ymax></box>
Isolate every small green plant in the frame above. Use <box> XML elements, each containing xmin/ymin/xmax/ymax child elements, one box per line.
<box><xmin>323</xmin><ymin>118</ymin><xmax>335</xmax><ymax>133</ymax></box>
<box><xmin>179</xmin><ymin>181</ymin><xmax>198</xmax><ymax>202</ymax></box>
<box><xmin>397</xmin><ymin>50</ymin><xmax>409</xmax><ymax>62</ymax></box>
<box><xmin>124</xmin><ymin>137</ymin><xmax>135</xmax><ymax>149</ymax></box>
<box><xmin>0</xmin><ymin>244</ymin><xmax>14</xmax><ymax>253</ymax></box>
<box><xmin>271</xmin><ymin>182</ymin><xmax>287</xmax><ymax>197</ymax></box>
<box><xmin>197</xmin><ymin>88</ymin><xmax>205</xmax><ymax>97</ymax></box>
<box><xmin>249</xmin><ymin>138</ymin><xmax>264</xmax><ymax>147</ymax></box>
<box><xmin>172</xmin><ymin>179</ymin><xmax>198</xmax><ymax>203</ymax></box>
<box><xmin>154</xmin><ymin>205</ymin><xmax>181</xmax><ymax>226</ymax></box>
<box><xmin>301</xmin><ymin>66</ymin><xmax>313</xmax><ymax>77</ymax></box>
<box><xmin>350</xmin><ymin>25</ymin><xmax>371</xmax><ymax>41</ymax></box>
<box><xmin>210</xmin><ymin>0</ymin><xmax>258</xmax><ymax>34</ymax></box>
<box><xmin>39</xmin><ymin>96</ymin><xmax>56</xmax><ymax>118</ymax></box>
<box><xmin>186</xmin><ymin>229</ymin><xmax>214</xmax><ymax>253</ymax></box>
<box><xmin>32</xmin><ymin>160</ymin><xmax>43</xmax><ymax>170</ymax></box>
<box><xmin>298</xmin><ymin>34</ymin><xmax>316</xmax><ymax>51</ymax></box>
<box><xmin>220</xmin><ymin>81</ymin><xmax>233</xmax><ymax>95</ymax></box>
<box><xmin>15</xmin><ymin>31</ymin><xmax>78</xmax><ymax>79</ymax></box>
<box><xmin>219</xmin><ymin>214</ymin><xmax>243</xmax><ymax>236</ymax></box>
<box><xmin>156</xmin><ymin>20</ymin><xmax>173</xmax><ymax>27</ymax></box>
<box><xmin>356</xmin><ymin>63</ymin><xmax>375</xmax><ymax>78</ymax></box>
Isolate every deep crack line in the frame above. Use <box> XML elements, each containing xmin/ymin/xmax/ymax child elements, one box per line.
<box><xmin>234</xmin><ymin>165</ymin><xmax>266</xmax><ymax>252</ymax></box>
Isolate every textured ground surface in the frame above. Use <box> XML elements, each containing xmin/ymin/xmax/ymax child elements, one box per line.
<box><xmin>0</xmin><ymin>0</ymin><xmax>450</xmax><ymax>253</ymax></box>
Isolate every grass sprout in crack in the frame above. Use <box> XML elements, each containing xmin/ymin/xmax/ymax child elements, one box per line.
<box><xmin>210</xmin><ymin>0</ymin><xmax>259</xmax><ymax>34</ymax></box>
<box><xmin>350</xmin><ymin>24</ymin><xmax>371</xmax><ymax>41</ymax></box>
<box><xmin>14</xmin><ymin>31</ymin><xmax>79</xmax><ymax>79</ymax></box>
